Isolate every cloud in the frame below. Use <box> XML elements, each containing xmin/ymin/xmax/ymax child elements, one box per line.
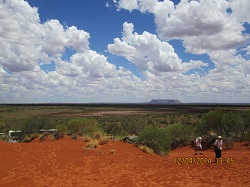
<box><xmin>65</xmin><ymin>26</ymin><xmax>90</xmax><ymax>52</ymax></box>
<box><xmin>0</xmin><ymin>0</ymin><xmax>90</xmax><ymax>73</ymax></box>
<box><xmin>115</xmin><ymin>0</ymin><xmax>250</xmax><ymax>54</ymax></box>
<box><xmin>0</xmin><ymin>0</ymin><xmax>250</xmax><ymax>103</ymax></box>
<box><xmin>116</xmin><ymin>0</ymin><xmax>138</xmax><ymax>11</ymax></box>
<box><xmin>108</xmin><ymin>22</ymin><xmax>207</xmax><ymax>77</ymax></box>
<box><xmin>229</xmin><ymin>0</ymin><xmax>250</xmax><ymax>23</ymax></box>
<box><xmin>60</xmin><ymin>50</ymin><xmax>118</xmax><ymax>79</ymax></box>
<box><xmin>245</xmin><ymin>45</ymin><xmax>250</xmax><ymax>56</ymax></box>
<box><xmin>109</xmin><ymin>0</ymin><xmax>250</xmax><ymax>102</ymax></box>
<box><xmin>1</xmin><ymin>0</ymin><xmax>163</xmax><ymax>103</ymax></box>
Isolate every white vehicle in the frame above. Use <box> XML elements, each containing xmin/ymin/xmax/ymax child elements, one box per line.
<box><xmin>8</xmin><ymin>130</ymin><xmax>22</xmax><ymax>142</ymax></box>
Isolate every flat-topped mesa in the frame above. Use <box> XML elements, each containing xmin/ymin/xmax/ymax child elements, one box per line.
<box><xmin>149</xmin><ymin>99</ymin><xmax>182</xmax><ymax>104</ymax></box>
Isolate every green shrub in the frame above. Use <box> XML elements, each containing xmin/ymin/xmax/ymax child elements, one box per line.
<box><xmin>195</xmin><ymin>122</ymin><xmax>209</xmax><ymax>136</ymax></box>
<box><xmin>0</xmin><ymin>135</ymin><xmax>9</xmax><ymax>142</ymax></box>
<box><xmin>110</xmin><ymin>123</ymin><xmax>126</xmax><ymax>136</ymax></box>
<box><xmin>221</xmin><ymin>112</ymin><xmax>244</xmax><ymax>138</ymax></box>
<box><xmin>136</xmin><ymin>125</ymin><xmax>170</xmax><ymax>155</ymax></box>
<box><xmin>123</xmin><ymin>119</ymin><xmax>146</xmax><ymax>135</ymax></box>
<box><xmin>67</xmin><ymin>118</ymin><xmax>103</xmax><ymax>136</ymax></box>
<box><xmin>243</xmin><ymin>132</ymin><xmax>250</xmax><ymax>142</ymax></box>
<box><xmin>223</xmin><ymin>137</ymin><xmax>234</xmax><ymax>150</ymax></box>
<box><xmin>56</xmin><ymin>124</ymin><xmax>68</xmax><ymax>134</ymax></box>
<box><xmin>21</xmin><ymin>117</ymin><xmax>53</xmax><ymax>134</ymax></box>
<box><xmin>166</xmin><ymin>123</ymin><xmax>193</xmax><ymax>149</ymax></box>
<box><xmin>202</xmin><ymin>109</ymin><xmax>225</xmax><ymax>134</ymax></box>
<box><xmin>83</xmin><ymin>125</ymin><xmax>102</xmax><ymax>136</ymax></box>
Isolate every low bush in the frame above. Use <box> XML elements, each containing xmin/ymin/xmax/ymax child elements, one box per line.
<box><xmin>22</xmin><ymin>133</ymin><xmax>39</xmax><ymax>142</ymax></box>
<box><xmin>21</xmin><ymin>117</ymin><xmax>53</xmax><ymax>135</ymax></box>
<box><xmin>243</xmin><ymin>132</ymin><xmax>250</xmax><ymax>142</ymax></box>
<box><xmin>67</xmin><ymin>118</ymin><xmax>99</xmax><ymax>136</ymax></box>
<box><xmin>30</xmin><ymin>133</ymin><xmax>39</xmax><ymax>140</ymax></box>
<box><xmin>99</xmin><ymin>136</ymin><xmax>110</xmax><ymax>145</ymax></box>
<box><xmin>39</xmin><ymin>132</ymin><xmax>50</xmax><ymax>141</ymax></box>
<box><xmin>85</xmin><ymin>139</ymin><xmax>99</xmax><ymax>150</ymax></box>
<box><xmin>92</xmin><ymin>131</ymin><xmax>103</xmax><ymax>139</ymax></box>
<box><xmin>166</xmin><ymin>123</ymin><xmax>193</xmax><ymax>149</ymax></box>
<box><xmin>82</xmin><ymin>136</ymin><xmax>91</xmax><ymax>142</ymax></box>
<box><xmin>23</xmin><ymin>135</ymin><xmax>31</xmax><ymax>142</ymax></box>
<box><xmin>56</xmin><ymin>124</ymin><xmax>68</xmax><ymax>134</ymax></box>
<box><xmin>52</xmin><ymin>131</ymin><xmax>64</xmax><ymax>140</ymax></box>
<box><xmin>223</xmin><ymin>137</ymin><xmax>234</xmax><ymax>150</ymax></box>
<box><xmin>136</xmin><ymin>125</ymin><xmax>170</xmax><ymax>155</ymax></box>
<box><xmin>0</xmin><ymin>135</ymin><xmax>9</xmax><ymax>142</ymax></box>
<box><xmin>39</xmin><ymin>134</ymin><xmax>46</xmax><ymax>141</ymax></box>
<box><xmin>71</xmin><ymin>134</ymin><xmax>78</xmax><ymax>140</ymax></box>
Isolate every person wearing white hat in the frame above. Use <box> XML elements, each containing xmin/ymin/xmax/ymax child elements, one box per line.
<box><xmin>195</xmin><ymin>136</ymin><xmax>202</xmax><ymax>155</ymax></box>
<box><xmin>214</xmin><ymin>136</ymin><xmax>223</xmax><ymax>159</ymax></box>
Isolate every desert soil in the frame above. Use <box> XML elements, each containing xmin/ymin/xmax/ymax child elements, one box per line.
<box><xmin>0</xmin><ymin>137</ymin><xmax>249</xmax><ymax>187</ymax></box>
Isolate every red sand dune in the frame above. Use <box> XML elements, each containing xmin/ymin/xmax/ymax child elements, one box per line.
<box><xmin>0</xmin><ymin>137</ymin><xmax>249</xmax><ymax>187</ymax></box>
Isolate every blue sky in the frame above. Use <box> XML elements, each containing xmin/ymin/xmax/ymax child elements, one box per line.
<box><xmin>0</xmin><ymin>0</ymin><xmax>250</xmax><ymax>103</ymax></box>
<box><xmin>27</xmin><ymin>0</ymin><xmax>158</xmax><ymax>78</ymax></box>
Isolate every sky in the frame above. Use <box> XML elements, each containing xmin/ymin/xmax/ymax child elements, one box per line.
<box><xmin>0</xmin><ymin>0</ymin><xmax>250</xmax><ymax>103</ymax></box>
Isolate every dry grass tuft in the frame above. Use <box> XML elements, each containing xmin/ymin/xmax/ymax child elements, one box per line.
<box><xmin>82</xmin><ymin>136</ymin><xmax>91</xmax><ymax>142</ymax></box>
<box><xmin>109</xmin><ymin>149</ymin><xmax>116</xmax><ymax>154</ymax></box>
<box><xmin>84</xmin><ymin>139</ymin><xmax>99</xmax><ymax>151</ymax></box>
<box><xmin>23</xmin><ymin>133</ymin><xmax>40</xmax><ymax>142</ymax></box>
<box><xmin>138</xmin><ymin>145</ymin><xmax>154</xmax><ymax>154</ymax></box>
<box><xmin>92</xmin><ymin>131</ymin><xmax>103</xmax><ymax>140</ymax></box>
<box><xmin>99</xmin><ymin>136</ymin><xmax>110</xmax><ymax>145</ymax></box>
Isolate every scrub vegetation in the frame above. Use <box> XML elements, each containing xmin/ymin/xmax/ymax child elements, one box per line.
<box><xmin>1</xmin><ymin>104</ymin><xmax>250</xmax><ymax>155</ymax></box>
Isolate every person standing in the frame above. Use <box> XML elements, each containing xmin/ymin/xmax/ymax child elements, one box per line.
<box><xmin>214</xmin><ymin>136</ymin><xmax>223</xmax><ymax>159</ymax></box>
<box><xmin>195</xmin><ymin>136</ymin><xmax>202</xmax><ymax>155</ymax></box>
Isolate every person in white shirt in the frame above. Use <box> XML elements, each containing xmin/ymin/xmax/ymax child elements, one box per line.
<box><xmin>195</xmin><ymin>136</ymin><xmax>202</xmax><ymax>155</ymax></box>
<box><xmin>214</xmin><ymin>136</ymin><xmax>223</xmax><ymax>158</ymax></box>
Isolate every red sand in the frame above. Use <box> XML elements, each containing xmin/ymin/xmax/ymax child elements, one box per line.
<box><xmin>0</xmin><ymin>138</ymin><xmax>249</xmax><ymax>187</ymax></box>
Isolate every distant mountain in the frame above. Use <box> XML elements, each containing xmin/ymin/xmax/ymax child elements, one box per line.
<box><xmin>148</xmin><ymin>99</ymin><xmax>182</xmax><ymax>104</ymax></box>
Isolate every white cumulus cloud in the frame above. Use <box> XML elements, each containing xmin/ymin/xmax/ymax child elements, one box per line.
<box><xmin>115</xmin><ymin>0</ymin><xmax>250</xmax><ymax>54</ymax></box>
<box><xmin>0</xmin><ymin>0</ymin><xmax>250</xmax><ymax>103</ymax></box>
<box><xmin>108</xmin><ymin>22</ymin><xmax>208</xmax><ymax>77</ymax></box>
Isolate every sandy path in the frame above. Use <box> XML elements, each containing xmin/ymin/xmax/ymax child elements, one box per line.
<box><xmin>0</xmin><ymin>138</ymin><xmax>249</xmax><ymax>187</ymax></box>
